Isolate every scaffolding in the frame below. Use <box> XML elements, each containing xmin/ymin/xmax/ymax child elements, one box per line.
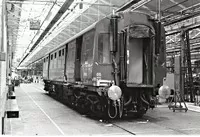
<box><xmin>168</xmin><ymin>29</ymin><xmax>193</xmax><ymax>112</ymax></box>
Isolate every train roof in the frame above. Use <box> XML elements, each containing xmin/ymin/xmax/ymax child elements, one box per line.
<box><xmin>44</xmin><ymin>21</ymin><xmax>97</xmax><ymax>56</ymax></box>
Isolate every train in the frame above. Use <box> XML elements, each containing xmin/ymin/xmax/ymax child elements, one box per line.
<box><xmin>42</xmin><ymin>10</ymin><xmax>166</xmax><ymax>119</ymax></box>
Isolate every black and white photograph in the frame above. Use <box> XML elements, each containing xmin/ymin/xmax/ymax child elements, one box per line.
<box><xmin>1</xmin><ymin>0</ymin><xmax>200</xmax><ymax>136</ymax></box>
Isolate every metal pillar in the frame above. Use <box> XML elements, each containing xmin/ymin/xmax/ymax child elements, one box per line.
<box><xmin>185</xmin><ymin>30</ymin><xmax>194</xmax><ymax>102</ymax></box>
<box><xmin>180</xmin><ymin>30</ymin><xmax>185</xmax><ymax>100</ymax></box>
<box><xmin>180</xmin><ymin>29</ymin><xmax>194</xmax><ymax>102</ymax></box>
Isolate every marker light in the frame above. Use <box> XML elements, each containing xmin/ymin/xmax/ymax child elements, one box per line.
<box><xmin>108</xmin><ymin>85</ymin><xmax>122</xmax><ymax>101</ymax></box>
<box><xmin>158</xmin><ymin>85</ymin><xmax>170</xmax><ymax>99</ymax></box>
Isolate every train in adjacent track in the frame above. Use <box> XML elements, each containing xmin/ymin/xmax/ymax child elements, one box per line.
<box><xmin>42</xmin><ymin>10</ymin><xmax>166</xmax><ymax>119</ymax></box>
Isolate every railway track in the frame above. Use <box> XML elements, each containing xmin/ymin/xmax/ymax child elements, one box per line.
<box><xmin>103</xmin><ymin>121</ymin><xmax>136</xmax><ymax>135</ymax></box>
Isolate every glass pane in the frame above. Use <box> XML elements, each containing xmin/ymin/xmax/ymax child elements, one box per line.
<box><xmin>98</xmin><ymin>33</ymin><xmax>110</xmax><ymax>64</ymax></box>
<box><xmin>81</xmin><ymin>30</ymin><xmax>95</xmax><ymax>65</ymax></box>
<box><xmin>129</xmin><ymin>25</ymin><xmax>150</xmax><ymax>38</ymax></box>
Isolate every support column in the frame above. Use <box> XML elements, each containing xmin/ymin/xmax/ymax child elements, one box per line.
<box><xmin>180</xmin><ymin>30</ymin><xmax>185</xmax><ymax>101</ymax></box>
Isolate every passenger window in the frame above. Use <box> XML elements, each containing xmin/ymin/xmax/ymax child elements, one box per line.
<box><xmin>98</xmin><ymin>33</ymin><xmax>111</xmax><ymax>64</ymax></box>
<box><xmin>81</xmin><ymin>30</ymin><xmax>94</xmax><ymax>65</ymax></box>
<box><xmin>51</xmin><ymin>54</ymin><xmax>53</xmax><ymax>60</ymax></box>
<box><xmin>62</xmin><ymin>49</ymin><xmax>64</xmax><ymax>56</ymax></box>
<box><xmin>44</xmin><ymin>58</ymin><xmax>45</xmax><ymax>62</ymax></box>
<box><xmin>59</xmin><ymin>50</ymin><xmax>61</xmax><ymax>57</ymax></box>
<box><xmin>54</xmin><ymin>53</ymin><xmax>57</xmax><ymax>58</ymax></box>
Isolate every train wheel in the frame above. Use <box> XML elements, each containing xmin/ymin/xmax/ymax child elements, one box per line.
<box><xmin>76</xmin><ymin>96</ymin><xmax>90</xmax><ymax>114</ymax></box>
<box><xmin>68</xmin><ymin>95</ymin><xmax>76</xmax><ymax>108</ymax></box>
<box><xmin>55</xmin><ymin>86</ymin><xmax>62</xmax><ymax>99</ymax></box>
<box><xmin>87</xmin><ymin>94</ymin><xmax>104</xmax><ymax>118</ymax></box>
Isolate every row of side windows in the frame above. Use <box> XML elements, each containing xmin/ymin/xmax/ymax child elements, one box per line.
<box><xmin>50</xmin><ymin>49</ymin><xmax>65</xmax><ymax>60</ymax></box>
<box><xmin>44</xmin><ymin>33</ymin><xmax>110</xmax><ymax>64</ymax></box>
<box><xmin>43</xmin><ymin>48</ymin><xmax>65</xmax><ymax>62</ymax></box>
<box><xmin>43</xmin><ymin>57</ymin><xmax>49</xmax><ymax>63</ymax></box>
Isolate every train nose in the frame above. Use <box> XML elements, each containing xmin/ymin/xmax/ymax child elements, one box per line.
<box><xmin>107</xmin><ymin>85</ymin><xmax>122</xmax><ymax>101</ymax></box>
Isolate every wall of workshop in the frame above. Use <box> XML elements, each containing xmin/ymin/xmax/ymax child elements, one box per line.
<box><xmin>0</xmin><ymin>0</ymin><xmax>8</xmax><ymax>134</ymax></box>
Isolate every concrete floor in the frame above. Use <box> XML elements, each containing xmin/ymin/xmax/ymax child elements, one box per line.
<box><xmin>4</xmin><ymin>83</ymin><xmax>200</xmax><ymax>135</ymax></box>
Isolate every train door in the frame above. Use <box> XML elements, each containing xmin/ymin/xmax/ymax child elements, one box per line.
<box><xmin>49</xmin><ymin>54</ymin><xmax>54</xmax><ymax>80</ymax></box>
<box><xmin>127</xmin><ymin>38</ymin><xmax>143</xmax><ymax>84</ymax></box>
<box><xmin>81</xmin><ymin>30</ymin><xmax>95</xmax><ymax>84</ymax></box>
<box><xmin>119</xmin><ymin>31</ymin><xmax>127</xmax><ymax>85</ymax></box>
<box><xmin>47</xmin><ymin>55</ymin><xmax>50</xmax><ymax>80</ymax></box>
<box><xmin>75</xmin><ymin>36</ymin><xmax>83</xmax><ymax>81</ymax></box>
<box><xmin>125</xmin><ymin>25</ymin><xmax>153</xmax><ymax>86</ymax></box>
<box><xmin>42</xmin><ymin>55</ymin><xmax>49</xmax><ymax>80</ymax></box>
<box><xmin>64</xmin><ymin>44</ymin><xmax>68</xmax><ymax>81</ymax></box>
<box><xmin>66</xmin><ymin>40</ymin><xmax>76</xmax><ymax>82</ymax></box>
